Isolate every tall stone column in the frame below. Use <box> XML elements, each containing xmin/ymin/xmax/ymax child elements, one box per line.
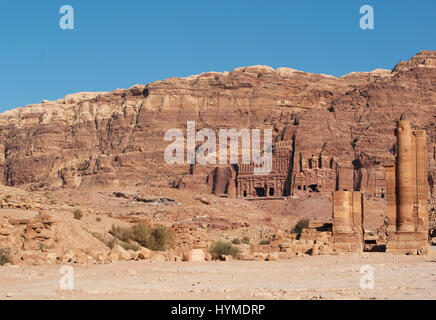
<box><xmin>352</xmin><ymin>191</ymin><xmax>363</xmax><ymax>234</ymax></box>
<box><xmin>384</xmin><ymin>164</ymin><xmax>397</xmax><ymax>232</ymax></box>
<box><xmin>387</xmin><ymin>121</ymin><xmax>429</xmax><ymax>254</ymax></box>
<box><xmin>415</xmin><ymin>130</ymin><xmax>428</xmax><ymax>231</ymax></box>
<box><xmin>333</xmin><ymin>191</ymin><xmax>353</xmax><ymax>233</ymax></box>
<box><xmin>411</xmin><ymin>131</ymin><xmax>418</xmax><ymax>223</ymax></box>
<box><xmin>332</xmin><ymin>190</ymin><xmax>364</xmax><ymax>252</ymax></box>
<box><xmin>396</xmin><ymin>120</ymin><xmax>414</xmax><ymax>232</ymax></box>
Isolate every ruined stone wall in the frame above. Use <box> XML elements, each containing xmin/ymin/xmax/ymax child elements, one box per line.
<box><xmin>332</xmin><ymin>191</ymin><xmax>364</xmax><ymax>252</ymax></box>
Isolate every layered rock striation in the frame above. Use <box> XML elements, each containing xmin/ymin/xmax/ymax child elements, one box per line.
<box><xmin>0</xmin><ymin>51</ymin><xmax>435</xmax><ymax>207</ymax></box>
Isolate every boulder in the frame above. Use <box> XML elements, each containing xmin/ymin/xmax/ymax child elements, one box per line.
<box><xmin>221</xmin><ymin>255</ymin><xmax>233</xmax><ymax>261</ymax></box>
<box><xmin>238</xmin><ymin>253</ymin><xmax>254</xmax><ymax>261</ymax></box>
<box><xmin>279</xmin><ymin>242</ymin><xmax>292</xmax><ymax>250</ymax></box>
<box><xmin>62</xmin><ymin>252</ymin><xmax>76</xmax><ymax>263</ymax></box>
<box><xmin>138</xmin><ymin>247</ymin><xmax>153</xmax><ymax>259</ymax></box>
<box><xmin>182</xmin><ymin>249</ymin><xmax>205</xmax><ymax>262</ymax></box>
<box><xmin>253</xmin><ymin>252</ymin><xmax>268</xmax><ymax>261</ymax></box>
<box><xmin>418</xmin><ymin>246</ymin><xmax>428</xmax><ymax>255</ymax></box>
<box><xmin>278</xmin><ymin>251</ymin><xmax>295</xmax><ymax>259</ymax></box>
<box><xmin>204</xmin><ymin>251</ymin><xmax>212</xmax><ymax>261</ymax></box>
<box><xmin>91</xmin><ymin>251</ymin><xmax>107</xmax><ymax>262</ymax></box>
<box><xmin>407</xmin><ymin>249</ymin><xmax>418</xmax><ymax>256</ymax></box>
<box><xmin>109</xmin><ymin>245</ymin><xmax>131</xmax><ymax>261</ymax></box>
<box><xmin>150</xmin><ymin>252</ymin><xmax>167</xmax><ymax>262</ymax></box>
<box><xmin>46</xmin><ymin>252</ymin><xmax>57</xmax><ymax>262</ymax></box>
<box><xmin>310</xmin><ymin>246</ymin><xmax>320</xmax><ymax>256</ymax></box>
<box><xmin>266</xmin><ymin>253</ymin><xmax>278</xmax><ymax>261</ymax></box>
<box><xmin>128</xmin><ymin>250</ymin><xmax>140</xmax><ymax>260</ymax></box>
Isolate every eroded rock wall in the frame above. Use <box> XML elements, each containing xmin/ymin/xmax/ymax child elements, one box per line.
<box><xmin>0</xmin><ymin>51</ymin><xmax>434</xmax><ymax>208</ymax></box>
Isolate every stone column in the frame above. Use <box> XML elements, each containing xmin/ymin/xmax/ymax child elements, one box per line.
<box><xmin>411</xmin><ymin>131</ymin><xmax>418</xmax><ymax>223</ymax></box>
<box><xmin>333</xmin><ymin>191</ymin><xmax>353</xmax><ymax>233</ymax></box>
<box><xmin>396</xmin><ymin>120</ymin><xmax>414</xmax><ymax>232</ymax></box>
<box><xmin>312</xmin><ymin>157</ymin><xmax>317</xmax><ymax>170</ymax></box>
<box><xmin>352</xmin><ymin>191</ymin><xmax>363</xmax><ymax>234</ymax></box>
<box><xmin>384</xmin><ymin>164</ymin><xmax>397</xmax><ymax>232</ymax></box>
<box><xmin>415</xmin><ymin>130</ymin><xmax>428</xmax><ymax>231</ymax></box>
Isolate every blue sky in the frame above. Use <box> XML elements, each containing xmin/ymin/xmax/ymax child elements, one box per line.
<box><xmin>0</xmin><ymin>0</ymin><xmax>435</xmax><ymax>111</ymax></box>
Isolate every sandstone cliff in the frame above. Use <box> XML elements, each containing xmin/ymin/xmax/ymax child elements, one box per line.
<box><xmin>0</xmin><ymin>51</ymin><xmax>435</xmax><ymax>203</ymax></box>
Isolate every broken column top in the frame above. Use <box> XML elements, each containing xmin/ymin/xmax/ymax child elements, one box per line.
<box><xmin>414</xmin><ymin>130</ymin><xmax>426</xmax><ymax>137</ymax></box>
<box><xmin>397</xmin><ymin>120</ymin><xmax>411</xmax><ymax>132</ymax></box>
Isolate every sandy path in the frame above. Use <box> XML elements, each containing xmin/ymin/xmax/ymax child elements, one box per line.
<box><xmin>1</xmin><ymin>250</ymin><xmax>436</xmax><ymax>300</ymax></box>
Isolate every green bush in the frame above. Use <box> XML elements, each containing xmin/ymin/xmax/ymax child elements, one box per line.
<box><xmin>292</xmin><ymin>218</ymin><xmax>309</xmax><ymax>234</ymax></box>
<box><xmin>259</xmin><ymin>239</ymin><xmax>270</xmax><ymax>245</ymax></box>
<box><xmin>209</xmin><ymin>240</ymin><xmax>240</xmax><ymax>260</ymax></box>
<box><xmin>232</xmin><ymin>238</ymin><xmax>241</xmax><ymax>245</ymax></box>
<box><xmin>73</xmin><ymin>208</ymin><xmax>83</xmax><ymax>220</ymax></box>
<box><xmin>0</xmin><ymin>247</ymin><xmax>11</xmax><ymax>266</ymax></box>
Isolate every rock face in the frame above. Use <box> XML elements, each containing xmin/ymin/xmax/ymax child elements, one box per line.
<box><xmin>0</xmin><ymin>51</ymin><xmax>435</xmax><ymax>206</ymax></box>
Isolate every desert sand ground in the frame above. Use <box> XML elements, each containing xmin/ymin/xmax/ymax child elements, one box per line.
<box><xmin>1</xmin><ymin>248</ymin><xmax>436</xmax><ymax>300</ymax></box>
<box><xmin>0</xmin><ymin>185</ymin><xmax>434</xmax><ymax>300</ymax></box>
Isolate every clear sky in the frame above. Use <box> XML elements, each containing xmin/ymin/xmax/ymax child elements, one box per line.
<box><xmin>0</xmin><ymin>0</ymin><xmax>435</xmax><ymax>112</ymax></box>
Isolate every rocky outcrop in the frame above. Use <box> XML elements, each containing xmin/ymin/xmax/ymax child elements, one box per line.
<box><xmin>0</xmin><ymin>51</ymin><xmax>435</xmax><ymax>205</ymax></box>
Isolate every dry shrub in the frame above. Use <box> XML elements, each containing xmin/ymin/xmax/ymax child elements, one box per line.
<box><xmin>110</xmin><ymin>223</ymin><xmax>173</xmax><ymax>251</ymax></box>
<box><xmin>0</xmin><ymin>247</ymin><xmax>11</xmax><ymax>266</ymax></box>
<box><xmin>209</xmin><ymin>240</ymin><xmax>240</xmax><ymax>260</ymax></box>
